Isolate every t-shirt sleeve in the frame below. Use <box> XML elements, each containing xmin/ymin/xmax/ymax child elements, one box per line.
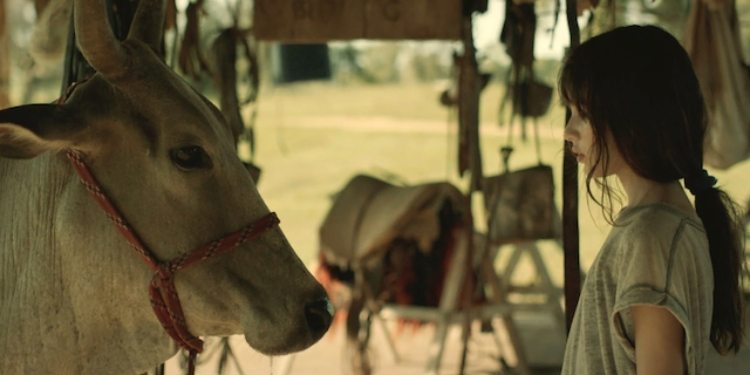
<box><xmin>610</xmin><ymin>220</ymin><xmax>693</xmax><ymax>364</ymax></box>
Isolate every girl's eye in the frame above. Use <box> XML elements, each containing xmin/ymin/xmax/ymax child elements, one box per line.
<box><xmin>170</xmin><ymin>146</ymin><xmax>213</xmax><ymax>170</ymax></box>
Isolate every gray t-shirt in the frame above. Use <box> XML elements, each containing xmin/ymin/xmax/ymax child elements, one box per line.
<box><xmin>562</xmin><ymin>203</ymin><xmax>713</xmax><ymax>375</ymax></box>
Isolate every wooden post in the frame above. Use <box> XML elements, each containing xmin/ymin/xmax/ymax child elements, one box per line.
<box><xmin>0</xmin><ymin>0</ymin><xmax>9</xmax><ymax>108</ymax></box>
<box><xmin>563</xmin><ymin>0</ymin><xmax>581</xmax><ymax>334</ymax></box>
<box><xmin>457</xmin><ymin>4</ymin><xmax>483</xmax><ymax>372</ymax></box>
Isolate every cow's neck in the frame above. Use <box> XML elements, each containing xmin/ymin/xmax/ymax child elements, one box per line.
<box><xmin>0</xmin><ymin>153</ymin><xmax>177</xmax><ymax>374</ymax></box>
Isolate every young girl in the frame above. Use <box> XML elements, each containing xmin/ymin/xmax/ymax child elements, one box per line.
<box><xmin>560</xmin><ymin>25</ymin><xmax>745</xmax><ymax>374</ymax></box>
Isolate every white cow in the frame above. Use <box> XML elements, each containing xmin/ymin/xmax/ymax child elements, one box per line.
<box><xmin>0</xmin><ymin>0</ymin><xmax>331</xmax><ymax>374</ymax></box>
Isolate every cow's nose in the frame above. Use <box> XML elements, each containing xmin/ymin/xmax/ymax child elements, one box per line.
<box><xmin>305</xmin><ymin>298</ymin><xmax>334</xmax><ymax>339</ymax></box>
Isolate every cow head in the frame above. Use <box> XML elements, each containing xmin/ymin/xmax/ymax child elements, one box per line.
<box><xmin>0</xmin><ymin>0</ymin><xmax>331</xmax><ymax>356</ymax></box>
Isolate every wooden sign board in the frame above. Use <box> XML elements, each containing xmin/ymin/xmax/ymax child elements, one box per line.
<box><xmin>253</xmin><ymin>0</ymin><xmax>462</xmax><ymax>41</ymax></box>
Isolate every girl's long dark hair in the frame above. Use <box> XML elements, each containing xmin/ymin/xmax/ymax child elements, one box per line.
<box><xmin>560</xmin><ymin>25</ymin><xmax>745</xmax><ymax>354</ymax></box>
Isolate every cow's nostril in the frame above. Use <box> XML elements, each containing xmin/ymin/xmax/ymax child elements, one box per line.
<box><xmin>305</xmin><ymin>298</ymin><xmax>334</xmax><ymax>339</ymax></box>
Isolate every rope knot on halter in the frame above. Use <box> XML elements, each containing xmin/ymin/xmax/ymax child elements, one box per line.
<box><xmin>65</xmin><ymin>149</ymin><xmax>280</xmax><ymax>374</ymax></box>
<box><xmin>156</xmin><ymin>267</ymin><xmax>172</xmax><ymax>281</ymax></box>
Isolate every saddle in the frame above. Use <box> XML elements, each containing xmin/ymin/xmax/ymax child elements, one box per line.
<box><xmin>319</xmin><ymin>174</ymin><xmax>467</xmax><ymax>266</ymax></box>
<box><xmin>319</xmin><ymin>174</ymin><xmax>470</xmax><ymax>308</ymax></box>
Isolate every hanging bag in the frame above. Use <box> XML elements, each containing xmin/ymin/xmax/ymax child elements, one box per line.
<box><xmin>483</xmin><ymin>148</ymin><xmax>557</xmax><ymax>245</ymax></box>
<box><xmin>684</xmin><ymin>0</ymin><xmax>750</xmax><ymax>169</ymax></box>
<box><xmin>484</xmin><ymin>164</ymin><xmax>556</xmax><ymax>245</ymax></box>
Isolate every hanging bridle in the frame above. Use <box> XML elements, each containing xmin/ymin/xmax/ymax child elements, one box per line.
<box><xmin>66</xmin><ymin>150</ymin><xmax>279</xmax><ymax>374</ymax></box>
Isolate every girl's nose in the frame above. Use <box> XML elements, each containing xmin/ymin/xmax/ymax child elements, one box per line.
<box><xmin>563</xmin><ymin>120</ymin><xmax>576</xmax><ymax>142</ymax></box>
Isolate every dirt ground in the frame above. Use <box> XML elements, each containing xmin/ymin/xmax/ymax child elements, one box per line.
<box><xmin>163</xmin><ymin>307</ymin><xmax>750</xmax><ymax>374</ymax></box>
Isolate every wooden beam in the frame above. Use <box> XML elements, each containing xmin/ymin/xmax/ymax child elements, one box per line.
<box><xmin>253</xmin><ymin>0</ymin><xmax>462</xmax><ymax>42</ymax></box>
<box><xmin>563</xmin><ymin>0</ymin><xmax>581</xmax><ymax>335</ymax></box>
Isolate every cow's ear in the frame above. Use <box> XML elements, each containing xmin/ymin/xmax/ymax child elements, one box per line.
<box><xmin>0</xmin><ymin>104</ymin><xmax>86</xmax><ymax>159</ymax></box>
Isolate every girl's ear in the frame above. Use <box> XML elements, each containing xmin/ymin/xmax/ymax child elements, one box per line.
<box><xmin>0</xmin><ymin>104</ymin><xmax>86</xmax><ymax>158</ymax></box>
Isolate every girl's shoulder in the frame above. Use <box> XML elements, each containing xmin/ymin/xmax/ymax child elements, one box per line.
<box><xmin>608</xmin><ymin>203</ymin><xmax>706</xmax><ymax>258</ymax></box>
<box><xmin>604</xmin><ymin>203</ymin><xmax>710</xmax><ymax>283</ymax></box>
<box><xmin>615</xmin><ymin>203</ymin><xmax>704</xmax><ymax>232</ymax></box>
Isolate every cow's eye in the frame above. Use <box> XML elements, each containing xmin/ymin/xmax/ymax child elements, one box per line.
<box><xmin>170</xmin><ymin>146</ymin><xmax>212</xmax><ymax>170</ymax></box>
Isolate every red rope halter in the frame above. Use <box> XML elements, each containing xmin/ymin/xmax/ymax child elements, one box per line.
<box><xmin>66</xmin><ymin>150</ymin><xmax>279</xmax><ymax>374</ymax></box>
